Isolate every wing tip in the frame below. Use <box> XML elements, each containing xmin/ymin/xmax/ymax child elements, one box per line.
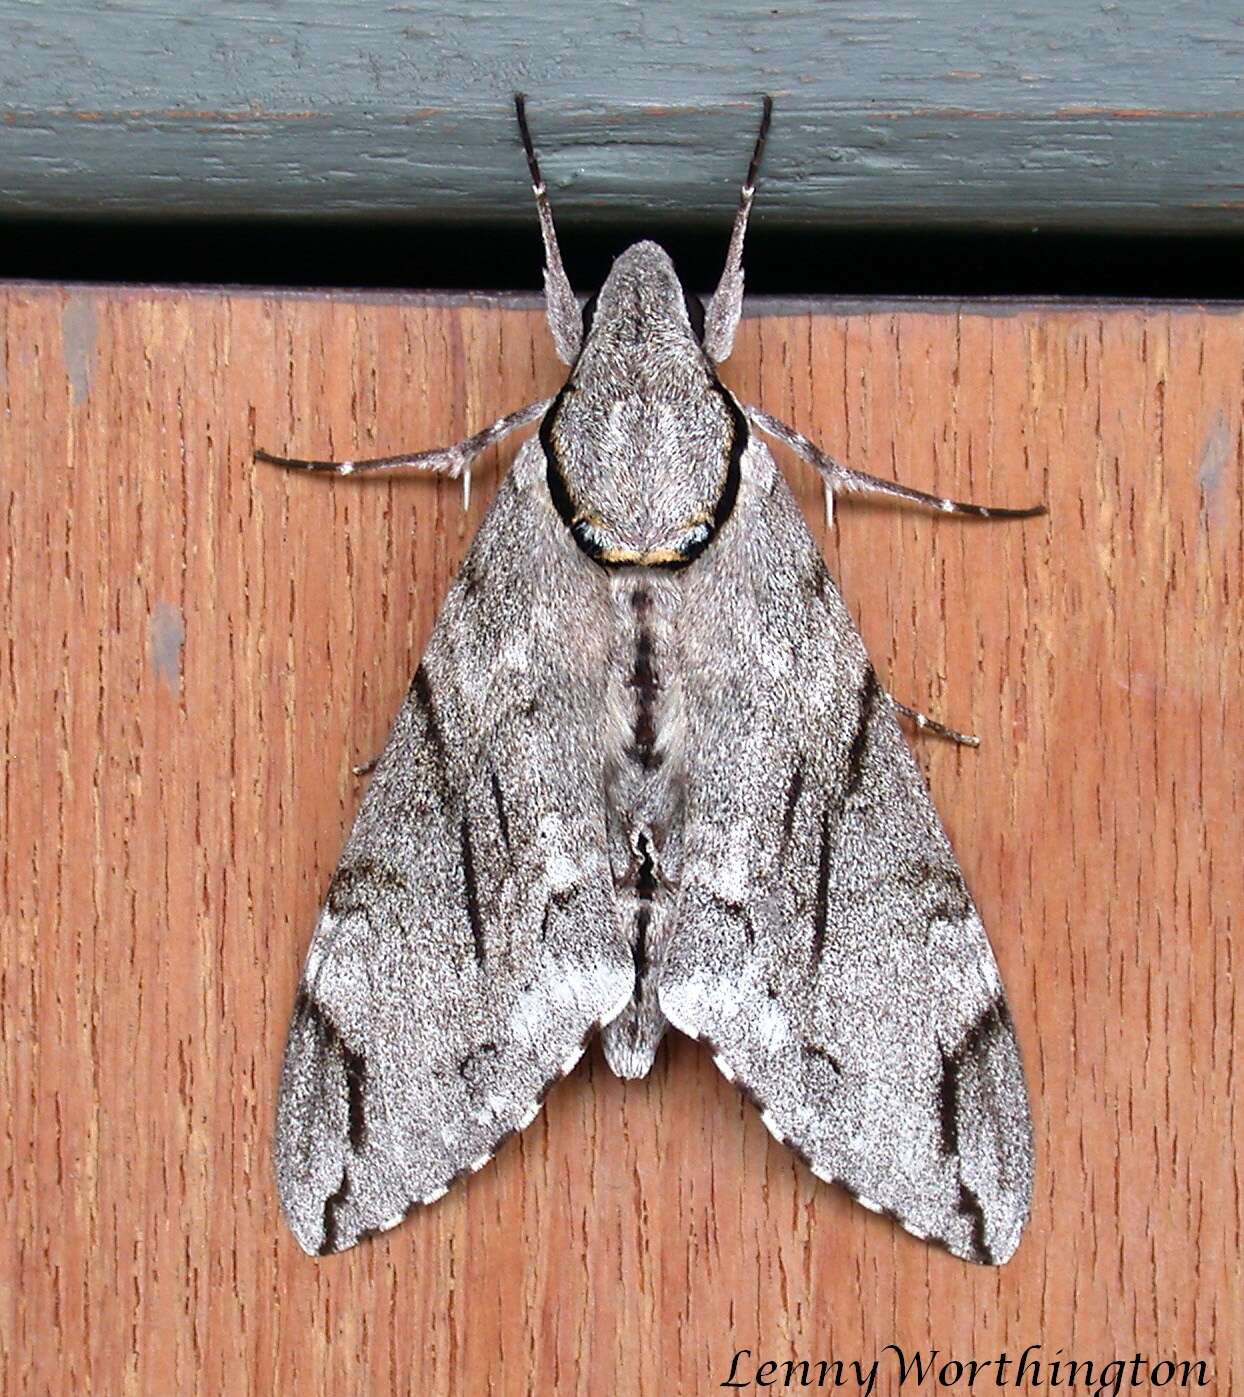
<box><xmin>282</xmin><ymin>1023</ymin><xmax>612</xmax><ymax>1256</ymax></box>
<box><xmin>693</xmin><ymin>1034</ymin><xmax>1031</xmax><ymax>1267</ymax></box>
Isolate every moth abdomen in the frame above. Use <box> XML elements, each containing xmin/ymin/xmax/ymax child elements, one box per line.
<box><xmin>599</xmin><ymin>570</ymin><xmax>686</xmax><ymax>1078</ymax></box>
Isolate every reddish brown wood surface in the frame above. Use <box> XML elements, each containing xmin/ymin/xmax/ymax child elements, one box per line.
<box><xmin>1</xmin><ymin>286</ymin><xmax>1239</xmax><ymax>1394</ymax></box>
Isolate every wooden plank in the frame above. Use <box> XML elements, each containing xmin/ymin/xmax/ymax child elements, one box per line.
<box><xmin>3</xmin><ymin>1</ymin><xmax>1244</xmax><ymax>231</ymax></box>
<box><xmin>1</xmin><ymin>285</ymin><xmax>1238</xmax><ymax>1393</ymax></box>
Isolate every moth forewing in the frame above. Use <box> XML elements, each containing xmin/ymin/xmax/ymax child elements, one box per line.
<box><xmin>266</xmin><ymin>96</ymin><xmax>1038</xmax><ymax>1262</ymax></box>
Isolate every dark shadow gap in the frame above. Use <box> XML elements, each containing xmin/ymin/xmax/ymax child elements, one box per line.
<box><xmin>4</xmin><ymin>218</ymin><xmax>1244</xmax><ymax>299</ymax></box>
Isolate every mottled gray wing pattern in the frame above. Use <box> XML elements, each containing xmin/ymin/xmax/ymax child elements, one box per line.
<box><xmin>276</xmin><ymin>438</ymin><xmax>634</xmax><ymax>1254</ymax></box>
<box><xmin>659</xmin><ymin>438</ymin><xmax>1033</xmax><ymax>1264</ymax></box>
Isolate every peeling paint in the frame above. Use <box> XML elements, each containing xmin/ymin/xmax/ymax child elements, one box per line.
<box><xmin>150</xmin><ymin>601</ymin><xmax>186</xmax><ymax>694</ymax></box>
<box><xmin>1197</xmin><ymin>410</ymin><xmax>1232</xmax><ymax>529</ymax></box>
<box><xmin>62</xmin><ymin>295</ymin><xmax>98</xmax><ymax>406</ymax></box>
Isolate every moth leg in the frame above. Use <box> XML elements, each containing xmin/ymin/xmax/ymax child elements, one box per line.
<box><xmin>745</xmin><ymin>406</ymin><xmax>1047</xmax><ymax>528</ymax></box>
<box><xmin>891</xmin><ymin>698</ymin><xmax>979</xmax><ymax>747</ymax></box>
<box><xmin>256</xmin><ymin>397</ymin><xmax>552</xmax><ymax>511</ymax></box>
<box><xmin>514</xmin><ymin>94</ymin><xmax>581</xmax><ymax>366</ymax></box>
<box><xmin>704</xmin><ymin>96</ymin><xmax>774</xmax><ymax>365</ymax></box>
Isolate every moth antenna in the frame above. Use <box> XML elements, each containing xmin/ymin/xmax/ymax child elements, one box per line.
<box><xmin>514</xmin><ymin>94</ymin><xmax>582</xmax><ymax>365</ymax></box>
<box><xmin>703</xmin><ymin>95</ymin><xmax>773</xmax><ymax>364</ymax></box>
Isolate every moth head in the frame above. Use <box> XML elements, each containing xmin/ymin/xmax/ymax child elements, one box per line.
<box><xmin>541</xmin><ymin>240</ymin><xmax>744</xmax><ymax>571</ymax></box>
<box><xmin>579</xmin><ymin>241</ymin><xmax>705</xmax><ymax>351</ymax></box>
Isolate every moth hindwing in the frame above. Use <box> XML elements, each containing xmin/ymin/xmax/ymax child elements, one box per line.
<box><xmin>264</xmin><ymin>96</ymin><xmax>1040</xmax><ymax>1262</ymax></box>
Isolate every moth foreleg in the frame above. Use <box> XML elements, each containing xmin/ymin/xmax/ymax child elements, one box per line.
<box><xmin>891</xmin><ymin>698</ymin><xmax>979</xmax><ymax>748</ymax></box>
<box><xmin>745</xmin><ymin>406</ymin><xmax>1047</xmax><ymax>528</ymax></box>
<box><xmin>256</xmin><ymin>397</ymin><xmax>552</xmax><ymax>510</ymax></box>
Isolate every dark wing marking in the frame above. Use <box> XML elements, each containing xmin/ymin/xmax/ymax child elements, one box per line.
<box><xmin>275</xmin><ymin>438</ymin><xmax>633</xmax><ymax>1254</ymax></box>
<box><xmin>659</xmin><ymin>439</ymin><xmax>1034</xmax><ymax>1264</ymax></box>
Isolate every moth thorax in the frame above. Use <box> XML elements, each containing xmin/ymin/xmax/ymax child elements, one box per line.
<box><xmin>544</xmin><ymin>372</ymin><xmax>744</xmax><ymax>569</ymax></box>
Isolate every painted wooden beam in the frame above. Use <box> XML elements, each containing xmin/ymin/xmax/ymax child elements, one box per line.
<box><xmin>2</xmin><ymin>1</ymin><xmax>1243</xmax><ymax>232</ymax></box>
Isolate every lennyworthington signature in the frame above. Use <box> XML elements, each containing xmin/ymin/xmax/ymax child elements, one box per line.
<box><xmin>719</xmin><ymin>1345</ymin><xmax>1210</xmax><ymax>1394</ymax></box>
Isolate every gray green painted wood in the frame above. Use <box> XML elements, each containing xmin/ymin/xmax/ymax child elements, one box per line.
<box><xmin>3</xmin><ymin>1</ymin><xmax>1243</xmax><ymax>233</ymax></box>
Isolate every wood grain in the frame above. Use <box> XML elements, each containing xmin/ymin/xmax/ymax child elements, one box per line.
<box><xmin>1</xmin><ymin>286</ymin><xmax>1239</xmax><ymax>1394</ymax></box>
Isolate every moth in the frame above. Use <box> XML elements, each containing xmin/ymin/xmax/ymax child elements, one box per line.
<box><xmin>262</xmin><ymin>96</ymin><xmax>1039</xmax><ymax>1263</ymax></box>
